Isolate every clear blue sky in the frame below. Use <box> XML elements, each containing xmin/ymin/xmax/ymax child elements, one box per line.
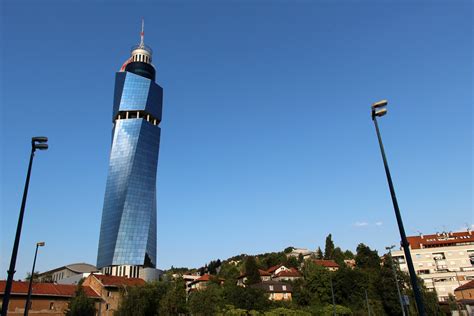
<box><xmin>1</xmin><ymin>0</ymin><xmax>472</xmax><ymax>279</ymax></box>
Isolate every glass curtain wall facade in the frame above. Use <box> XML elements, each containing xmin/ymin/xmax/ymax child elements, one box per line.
<box><xmin>97</xmin><ymin>34</ymin><xmax>162</xmax><ymax>274</ymax></box>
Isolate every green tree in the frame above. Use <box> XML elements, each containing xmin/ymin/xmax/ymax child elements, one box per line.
<box><xmin>25</xmin><ymin>271</ymin><xmax>40</xmax><ymax>282</ymax></box>
<box><xmin>323</xmin><ymin>234</ymin><xmax>335</xmax><ymax>260</ymax></box>
<box><xmin>319</xmin><ymin>304</ymin><xmax>352</xmax><ymax>315</ymax></box>
<box><xmin>332</xmin><ymin>247</ymin><xmax>345</xmax><ymax>266</ymax></box>
<box><xmin>222</xmin><ymin>283</ymin><xmax>270</xmax><ymax>311</ymax></box>
<box><xmin>298</xmin><ymin>253</ymin><xmax>304</xmax><ymax>265</ymax></box>
<box><xmin>263</xmin><ymin>252</ymin><xmax>286</xmax><ymax>270</ymax></box>
<box><xmin>159</xmin><ymin>278</ymin><xmax>188</xmax><ymax>315</ymax></box>
<box><xmin>355</xmin><ymin>243</ymin><xmax>380</xmax><ymax>269</ymax></box>
<box><xmin>377</xmin><ymin>258</ymin><xmax>407</xmax><ymax>315</ymax></box>
<box><xmin>65</xmin><ymin>284</ymin><xmax>96</xmax><ymax>316</ymax></box>
<box><xmin>218</xmin><ymin>262</ymin><xmax>241</xmax><ymax>280</ymax></box>
<box><xmin>244</xmin><ymin>256</ymin><xmax>261</xmax><ymax>285</ymax></box>
<box><xmin>116</xmin><ymin>281</ymin><xmax>168</xmax><ymax>316</ymax></box>
<box><xmin>188</xmin><ymin>284</ymin><xmax>224</xmax><ymax>315</ymax></box>
<box><xmin>343</xmin><ymin>250</ymin><xmax>354</xmax><ymax>259</ymax></box>
<box><xmin>291</xmin><ymin>278</ymin><xmax>312</xmax><ymax>307</ymax></box>
<box><xmin>332</xmin><ymin>267</ymin><xmax>368</xmax><ymax>312</ymax></box>
<box><xmin>302</xmin><ymin>260</ymin><xmax>331</xmax><ymax>305</ymax></box>
<box><xmin>448</xmin><ymin>293</ymin><xmax>460</xmax><ymax>312</ymax></box>
<box><xmin>421</xmin><ymin>284</ymin><xmax>444</xmax><ymax>315</ymax></box>
<box><xmin>286</xmin><ymin>256</ymin><xmax>299</xmax><ymax>269</ymax></box>
<box><xmin>207</xmin><ymin>259</ymin><xmax>222</xmax><ymax>275</ymax></box>
<box><xmin>315</xmin><ymin>247</ymin><xmax>323</xmax><ymax>260</ymax></box>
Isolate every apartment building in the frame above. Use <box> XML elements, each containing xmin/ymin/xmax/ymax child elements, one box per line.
<box><xmin>392</xmin><ymin>230</ymin><xmax>474</xmax><ymax>302</ymax></box>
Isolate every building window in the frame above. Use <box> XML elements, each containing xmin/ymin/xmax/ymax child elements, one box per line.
<box><xmin>49</xmin><ymin>302</ymin><xmax>54</xmax><ymax>310</ymax></box>
<box><xmin>468</xmin><ymin>250</ymin><xmax>474</xmax><ymax>266</ymax></box>
<box><xmin>432</xmin><ymin>252</ymin><xmax>446</xmax><ymax>260</ymax></box>
<box><xmin>269</xmin><ymin>285</ymin><xmax>274</xmax><ymax>291</ymax></box>
<box><xmin>106</xmin><ymin>304</ymin><xmax>110</xmax><ymax>311</ymax></box>
<box><xmin>282</xmin><ymin>285</ymin><xmax>287</xmax><ymax>291</ymax></box>
<box><xmin>107</xmin><ymin>291</ymin><xmax>112</xmax><ymax>297</ymax></box>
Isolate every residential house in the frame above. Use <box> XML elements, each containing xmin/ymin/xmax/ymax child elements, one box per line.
<box><xmin>188</xmin><ymin>274</ymin><xmax>223</xmax><ymax>292</ymax></box>
<box><xmin>267</xmin><ymin>264</ymin><xmax>291</xmax><ymax>276</ymax></box>
<box><xmin>250</xmin><ymin>281</ymin><xmax>292</xmax><ymax>301</ymax></box>
<box><xmin>0</xmin><ymin>280</ymin><xmax>101</xmax><ymax>316</ymax></box>
<box><xmin>455</xmin><ymin>279</ymin><xmax>474</xmax><ymax>300</ymax></box>
<box><xmin>82</xmin><ymin>273</ymin><xmax>145</xmax><ymax>316</ymax></box>
<box><xmin>313</xmin><ymin>260</ymin><xmax>340</xmax><ymax>271</ymax></box>
<box><xmin>237</xmin><ymin>270</ymin><xmax>272</xmax><ymax>286</ymax></box>
<box><xmin>344</xmin><ymin>259</ymin><xmax>356</xmax><ymax>269</ymax></box>
<box><xmin>272</xmin><ymin>268</ymin><xmax>302</xmax><ymax>282</ymax></box>
<box><xmin>454</xmin><ymin>279</ymin><xmax>474</xmax><ymax>314</ymax></box>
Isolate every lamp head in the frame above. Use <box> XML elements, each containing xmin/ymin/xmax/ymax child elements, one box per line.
<box><xmin>385</xmin><ymin>245</ymin><xmax>396</xmax><ymax>250</ymax></box>
<box><xmin>372</xmin><ymin>100</ymin><xmax>388</xmax><ymax>109</ymax></box>
<box><xmin>37</xmin><ymin>242</ymin><xmax>45</xmax><ymax>247</ymax></box>
<box><xmin>34</xmin><ymin>143</ymin><xmax>48</xmax><ymax>150</ymax></box>
<box><xmin>374</xmin><ymin>108</ymin><xmax>387</xmax><ymax>117</ymax></box>
<box><xmin>371</xmin><ymin>100</ymin><xmax>388</xmax><ymax>120</ymax></box>
<box><xmin>32</xmin><ymin>137</ymin><xmax>48</xmax><ymax>143</ymax></box>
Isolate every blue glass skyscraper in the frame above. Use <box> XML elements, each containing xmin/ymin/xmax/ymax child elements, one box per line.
<box><xmin>97</xmin><ymin>22</ymin><xmax>162</xmax><ymax>279</ymax></box>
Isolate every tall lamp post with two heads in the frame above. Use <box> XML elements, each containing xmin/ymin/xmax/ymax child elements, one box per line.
<box><xmin>24</xmin><ymin>242</ymin><xmax>45</xmax><ymax>316</ymax></box>
<box><xmin>1</xmin><ymin>137</ymin><xmax>48</xmax><ymax>316</ymax></box>
<box><xmin>371</xmin><ymin>101</ymin><xmax>425</xmax><ymax>315</ymax></box>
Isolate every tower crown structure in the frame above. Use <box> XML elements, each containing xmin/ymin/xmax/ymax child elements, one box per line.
<box><xmin>131</xmin><ymin>19</ymin><xmax>152</xmax><ymax>64</ymax></box>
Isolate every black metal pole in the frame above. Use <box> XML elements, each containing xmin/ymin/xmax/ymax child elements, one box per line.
<box><xmin>388</xmin><ymin>248</ymin><xmax>406</xmax><ymax>316</ymax></box>
<box><xmin>365</xmin><ymin>289</ymin><xmax>371</xmax><ymax>316</ymax></box>
<box><xmin>372</xmin><ymin>116</ymin><xmax>425</xmax><ymax>315</ymax></box>
<box><xmin>1</xmin><ymin>148</ymin><xmax>35</xmax><ymax>316</ymax></box>
<box><xmin>24</xmin><ymin>244</ymin><xmax>40</xmax><ymax>316</ymax></box>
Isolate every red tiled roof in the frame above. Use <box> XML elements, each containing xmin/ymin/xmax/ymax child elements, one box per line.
<box><xmin>274</xmin><ymin>268</ymin><xmax>301</xmax><ymax>278</ymax></box>
<box><xmin>267</xmin><ymin>264</ymin><xmax>285</xmax><ymax>274</ymax></box>
<box><xmin>189</xmin><ymin>274</ymin><xmax>224</xmax><ymax>285</ymax></box>
<box><xmin>196</xmin><ymin>274</ymin><xmax>212</xmax><ymax>282</ymax></box>
<box><xmin>407</xmin><ymin>231</ymin><xmax>474</xmax><ymax>249</ymax></box>
<box><xmin>238</xmin><ymin>270</ymin><xmax>272</xmax><ymax>279</ymax></box>
<box><xmin>92</xmin><ymin>274</ymin><xmax>145</xmax><ymax>287</ymax></box>
<box><xmin>0</xmin><ymin>281</ymin><xmax>99</xmax><ymax>298</ymax></box>
<box><xmin>313</xmin><ymin>260</ymin><xmax>339</xmax><ymax>268</ymax></box>
<box><xmin>455</xmin><ymin>280</ymin><xmax>474</xmax><ymax>292</ymax></box>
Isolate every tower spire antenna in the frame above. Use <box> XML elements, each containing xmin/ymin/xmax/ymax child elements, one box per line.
<box><xmin>140</xmin><ymin>18</ymin><xmax>145</xmax><ymax>48</ymax></box>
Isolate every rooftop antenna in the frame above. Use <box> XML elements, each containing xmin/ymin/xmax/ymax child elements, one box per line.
<box><xmin>139</xmin><ymin>18</ymin><xmax>145</xmax><ymax>48</ymax></box>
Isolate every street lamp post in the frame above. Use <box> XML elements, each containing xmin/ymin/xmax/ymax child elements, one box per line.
<box><xmin>386</xmin><ymin>245</ymin><xmax>406</xmax><ymax>316</ymax></box>
<box><xmin>1</xmin><ymin>137</ymin><xmax>48</xmax><ymax>316</ymax></box>
<box><xmin>371</xmin><ymin>101</ymin><xmax>425</xmax><ymax>315</ymax></box>
<box><xmin>24</xmin><ymin>242</ymin><xmax>45</xmax><ymax>316</ymax></box>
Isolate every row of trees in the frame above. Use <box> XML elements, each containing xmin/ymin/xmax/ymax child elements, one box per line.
<box><xmin>65</xmin><ymin>234</ymin><xmax>445</xmax><ymax>315</ymax></box>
